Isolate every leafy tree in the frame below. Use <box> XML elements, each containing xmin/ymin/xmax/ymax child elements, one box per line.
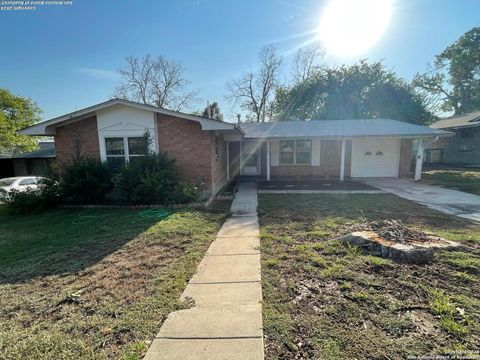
<box><xmin>201</xmin><ymin>102</ymin><xmax>223</xmax><ymax>121</ymax></box>
<box><xmin>0</xmin><ymin>88</ymin><xmax>41</xmax><ymax>152</ymax></box>
<box><xmin>227</xmin><ymin>44</ymin><xmax>283</xmax><ymax>122</ymax></box>
<box><xmin>273</xmin><ymin>61</ymin><xmax>435</xmax><ymax>125</ymax></box>
<box><xmin>413</xmin><ymin>27</ymin><xmax>480</xmax><ymax>115</ymax></box>
<box><xmin>115</xmin><ymin>54</ymin><xmax>197</xmax><ymax>111</ymax></box>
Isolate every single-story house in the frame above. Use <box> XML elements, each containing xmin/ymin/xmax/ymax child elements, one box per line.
<box><xmin>20</xmin><ymin>99</ymin><xmax>452</xmax><ymax>198</ymax></box>
<box><xmin>428</xmin><ymin>111</ymin><xmax>480</xmax><ymax>166</ymax></box>
<box><xmin>0</xmin><ymin>141</ymin><xmax>56</xmax><ymax>178</ymax></box>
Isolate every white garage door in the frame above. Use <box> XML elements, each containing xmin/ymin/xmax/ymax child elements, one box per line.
<box><xmin>351</xmin><ymin>138</ymin><xmax>401</xmax><ymax>178</ymax></box>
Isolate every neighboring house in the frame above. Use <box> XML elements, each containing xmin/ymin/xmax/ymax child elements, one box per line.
<box><xmin>428</xmin><ymin>111</ymin><xmax>480</xmax><ymax>166</ymax></box>
<box><xmin>19</xmin><ymin>99</ymin><xmax>452</xmax><ymax>198</ymax></box>
<box><xmin>0</xmin><ymin>142</ymin><xmax>56</xmax><ymax>179</ymax></box>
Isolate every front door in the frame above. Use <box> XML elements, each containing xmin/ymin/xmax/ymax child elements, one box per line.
<box><xmin>242</xmin><ymin>141</ymin><xmax>260</xmax><ymax>175</ymax></box>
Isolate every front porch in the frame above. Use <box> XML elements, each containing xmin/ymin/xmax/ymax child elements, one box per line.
<box><xmin>226</xmin><ymin>137</ymin><xmax>423</xmax><ymax>183</ymax></box>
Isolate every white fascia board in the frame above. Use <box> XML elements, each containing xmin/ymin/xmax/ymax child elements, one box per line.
<box><xmin>244</xmin><ymin>132</ymin><xmax>454</xmax><ymax>141</ymax></box>
<box><xmin>19</xmin><ymin>98</ymin><xmax>242</xmax><ymax>136</ymax></box>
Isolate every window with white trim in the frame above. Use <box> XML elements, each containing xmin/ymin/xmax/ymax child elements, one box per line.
<box><xmin>105</xmin><ymin>136</ymin><xmax>148</xmax><ymax>167</ymax></box>
<box><xmin>279</xmin><ymin>140</ymin><xmax>311</xmax><ymax>165</ymax></box>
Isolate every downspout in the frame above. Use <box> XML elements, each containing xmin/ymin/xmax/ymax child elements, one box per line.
<box><xmin>414</xmin><ymin>136</ymin><xmax>439</xmax><ymax>181</ymax></box>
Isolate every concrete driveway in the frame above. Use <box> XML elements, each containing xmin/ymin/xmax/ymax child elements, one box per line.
<box><xmin>363</xmin><ymin>178</ymin><xmax>480</xmax><ymax>223</ymax></box>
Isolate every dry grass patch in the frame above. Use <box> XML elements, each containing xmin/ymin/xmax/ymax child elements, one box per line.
<box><xmin>0</xmin><ymin>207</ymin><xmax>226</xmax><ymax>359</ymax></box>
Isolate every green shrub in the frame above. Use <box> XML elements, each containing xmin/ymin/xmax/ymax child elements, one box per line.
<box><xmin>60</xmin><ymin>158</ymin><xmax>113</xmax><ymax>204</ymax></box>
<box><xmin>174</xmin><ymin>180</ymin><xmax>203</xmax><ymax>204</ymax></box>
<box><xmin>6</xmin><ymin>178</ymin><xmax>60</xmax><ymax>213</ymax></box>
<box><xmin>110</xmin><ymin>152</ymin><xmax>197</xmax><ymax>205</ymax></box>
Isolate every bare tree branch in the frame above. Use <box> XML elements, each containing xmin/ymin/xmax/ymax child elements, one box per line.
<box><xmin>292</xmin><ymin>43</ymin><xmax>325</xmax><ymax>83</ymax></box>
<box><xmin>115</xmin><ymin>55</ymin><xmax>197</xmax><ymax>111</ymax></box>
<box><xmin>227</xmin><ymin>44</ymin><xmax>282</xmax><ymax>122</ymax></box>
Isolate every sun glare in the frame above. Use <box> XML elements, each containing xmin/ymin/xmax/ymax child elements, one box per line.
<box><xmin>318</xmin><ymin>0</ymin><xmax>393</xmax><ymax>57</ymax></box>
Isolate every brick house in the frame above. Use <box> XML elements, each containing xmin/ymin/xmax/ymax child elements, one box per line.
<box><xmin>20</xmin><ymin>99</ymin><xmax>452</xmax><ymax>198</ymax></box>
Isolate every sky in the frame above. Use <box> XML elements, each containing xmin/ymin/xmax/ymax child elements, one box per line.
<box><xmin>0</xmin><ymin>0</ymin><xmax>479</xmax><ymax>122</ymax></box>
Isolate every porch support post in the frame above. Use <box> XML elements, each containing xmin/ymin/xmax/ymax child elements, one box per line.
<box><xmin>266</xmin><ymin>141</ymin><xmax>271</xmax><ymax>181</ymax></box>
<box><xmin>415</xmin><ymin>138</ymin><xmax>424</xmax><ymax>181</ymax></box>
<box><xmin>340</xmin><ymin>138</ymin><xmax>346</xmax><ymax>181</ymax></box>
<box><xmin>240</xmin><ymin>141</ymin><xmax>243</xmax><ymax>176</ymax></box>
<box><xmin>226</xmin><ymin>141</ymin><xmax>230</xmax><ymax>181</ymax></box>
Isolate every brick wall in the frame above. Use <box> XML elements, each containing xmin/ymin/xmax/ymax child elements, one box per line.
<box><xmin>54</xmin><ymin>116</ymin><xmax>100</xmax><ymax>164</ymax></box>
<box><xmin>156</xmin><ymin>114</ymin><xmax>214</xmax><ymax>196</ymax></box>
<box><xmin>399</xmin><ymin>139</ymin><xmax>413</xmax><ymax>178</ymax></box>
<box><xmin>269</xmin><ymin>139</ymin><xmax>352</xmax><ymax>179</ymax></box>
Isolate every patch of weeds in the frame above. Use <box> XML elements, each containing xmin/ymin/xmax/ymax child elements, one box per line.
<box><xmin>339</xmin><ymin>282</ymin><xmax>352</xmax><ymax>290</ymax></box>
<box><xmin>439</xmin><ymin>251</ymin><xmax>480</xmax><ymax>273</ymax></box>
<box><xmin>320</xmin><ymin>263</ymin><xmax>345</xmax><ymax>277</ymax></box>
<box><xmin>265</xmin><ymin>259</ymin><xmax>280</xmax><ymax>268</ymax></box>
<box><xmin>427</xmin><ymin>289</ymin><xmax>469</xmax><ymax>337</ymax></box>
<box><xmin>262</xmin><ymin>304</ymin><xmax>295</xmax><ymax>344</ymax></box>
<box><xmin>428</xmin><ymin>289</ymin><xmax>456</xmax><ymax>316</ymax></box>
<box><xmin>321</xmin><ymin>338</ymin><xmax>343</xmax><ymax>359</ymax></box>
<box><xmin>453</xmin><ymin>271</ymin><xmax>477</xmax><ymax>283</ymax></box>
<box><xmin>362</xmin><ymin>255</ymin><xmax>392</xmax><ymax>268</ymax></box>
<box><xmin>311</xmin><ymin>242</ymin><xmax>327</xmax><ymax>251</ymax></box>
<box><xmin>120</xmin><ymin>341</ymin><xmax>147</xmax><ymax>360</ymax></box>
<box><xmin>439</xmin><ymin>317</ymin><xmax>469</xmax><ymax>337</ymax></box>
<box><xmin>350</xmin><ymin>291</ymin><xmax>369</xmax><ymax>301</ymax></box>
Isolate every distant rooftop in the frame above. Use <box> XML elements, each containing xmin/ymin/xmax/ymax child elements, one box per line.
<box><xmin>0</xmin><ymin>142</ymin><xmax>56</xmax><ymax>159</ymax></box>
<box><xmin>240</xmin><ymin>119</ymin><xmax>452</xmax><ymax>139</ymax></box>
<box><xmin>431</xmin><ymin>111</ymin><xmax>480</xmax><ymax>129</ymax></box>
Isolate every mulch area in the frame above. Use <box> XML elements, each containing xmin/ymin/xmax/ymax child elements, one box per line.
<box><xmin>258</xmin><ymin>180</ymin><xmax>375</xmax><ymax>190</ymax></box>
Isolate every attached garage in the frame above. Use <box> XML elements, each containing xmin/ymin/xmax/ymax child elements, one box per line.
<box><xmin>351</xmin><ymin>138</ymin><xmax>401</xmax><ymax>178</ymax></box>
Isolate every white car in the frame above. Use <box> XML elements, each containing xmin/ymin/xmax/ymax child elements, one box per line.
<box><xmin>0</xmin><ymin>176</ymin><xmax>46</xmax><ymax>200</ymax></box>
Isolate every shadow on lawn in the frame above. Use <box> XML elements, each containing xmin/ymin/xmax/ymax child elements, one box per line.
<box><xmin>0</xmin><ymin>208</ymin><xmax>162</xmax><ymax>284</ymax></box>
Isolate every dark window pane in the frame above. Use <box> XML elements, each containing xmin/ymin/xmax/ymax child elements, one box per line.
<box><xmin>280</xmin><ymin>140</ymin><xmax>294</xmax><ymax>152</ymax></box>
<box><xmin>106</xmin><ymin>138</ymin><xmax>124</xmax><ymax>155</ymax></box>
<box><xmin>128</xmin><ymin>156</ymin><xmax>145</xmax><ymax>166</ymax></box>
<box><xmin>296</xmin><ymin>152</ymin><xmax>311</xmax><ymax>164</ymax></box>
<box><xmin>107</xmin><ymin>157</ymin><xmax>125</xmax><ymax>170</ymax></box>
<box><xmin>128</xmin><ymin>137</ymin><xmax>148</xmax><ymax>155</ymax></box>
<box><xmin>280</xmin><ymin>152</ymin><xmax>294</xmax><ymax>164</ymax></box>
<box><xmin>296</xmin><ymin>140</ymin><xmax>311</xmax><ymax>151</ymax></box>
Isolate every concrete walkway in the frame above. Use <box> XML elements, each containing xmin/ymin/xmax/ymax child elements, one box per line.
<box><xmin>144</xmin><ymin>182</ymin><xmax>264</xmax><ymax>360</ymax></box>
<box><xmin>363</xmin><ymin>178</ymin><xmax>480</xmax><ymax>222</ymax></box>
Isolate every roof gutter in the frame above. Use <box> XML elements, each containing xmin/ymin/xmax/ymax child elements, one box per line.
<box><xmin>244</xmin><ymin>133</ymin><xmax>453</xmax><ymax>141</ymax></box>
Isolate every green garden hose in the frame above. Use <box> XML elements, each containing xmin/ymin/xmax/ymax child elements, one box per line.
<box><xmin>71</xmin><ymin>208</ymin><xmax>172</xmax><ymax>226</ymax></box>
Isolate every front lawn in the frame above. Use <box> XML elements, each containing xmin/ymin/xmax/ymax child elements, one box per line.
<box><xmin>0</xmin><ymin>207</ymin><xmax>226</xmax><ymax>359</ymax></box>
<box><xmin>259</xmin><ymin>194</ymin><xmax>480</xmax><ymax>359</ymax></box>
<box><xmin>422</xmin><ymin>165</ymin><xmax>480</xmax><ymax>195</ymax></box>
